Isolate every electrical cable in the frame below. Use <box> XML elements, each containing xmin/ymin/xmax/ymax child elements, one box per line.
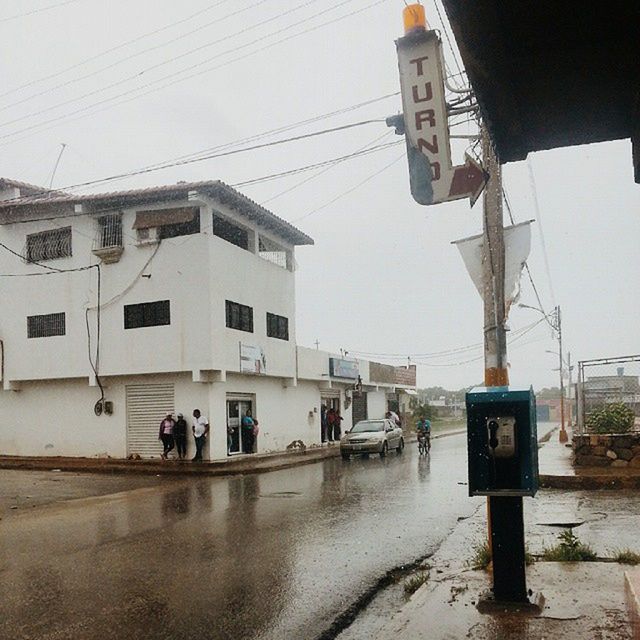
<box><xmin>0</xmin><ymin>0</ymin><xmax>343</xmax><ymax>131</ymax></box>
<box><xmin>433</xmin><ymin>0</ymin><xmax>464</xmax><ymax>79</ymax></box>
<box><xmin>0</xmin><ymin>0</ymin><xmax>270</xmax><ymax>114</ymax></box>
<box><xmin>527</xmin><ymin>157</ymin><xmax>556</xmax><ymax>306</ymax></box>
<box><xmin>0</xmin><ymin>0</ymin><xmax>390</xmax><ymax>146</ymax></box>
<box><xmin>292</xmin><ymin>151</ymin><xmax>406</xmax><ymax>222</ymax></box>
<box><xmin>0</xmin><ymin>0</ymin><xmax>83</xmax><ymax>23</ymax></box>
<box><xmin>260</xmin><ymin>130</ymin><xmax>393</xmax><ymax>205</ymax></box>
<box><xmin>0</xmin><ymin>119</ymin><xmax>391</xmax><ymax>206</ymax></box>
<box><xmin>0</xmin><ymin>0</ymin><xmax>234</xmax><ymax>99</ymax></box>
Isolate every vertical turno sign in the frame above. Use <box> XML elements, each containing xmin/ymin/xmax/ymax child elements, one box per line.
<box><xmin>396</xmin><ymin>29</ymin><xmax>484</xmax><ymax>206</ymax></box>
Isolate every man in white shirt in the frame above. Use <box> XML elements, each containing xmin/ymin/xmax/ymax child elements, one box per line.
<box><xmin>192</xmin><ymin>409</ymin><xmax>210</xmax><ymax>462</ymax></box>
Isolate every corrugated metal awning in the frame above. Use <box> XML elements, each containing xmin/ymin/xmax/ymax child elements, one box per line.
<box><xmin>132</xmin><ymin>207</ymin><xmax>197</xmax><ymax>229</ymax></box>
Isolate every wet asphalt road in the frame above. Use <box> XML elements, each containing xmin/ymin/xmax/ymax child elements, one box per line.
<box><xmin>0</xmin><ymin>433</ymin><xmax>479</xmax><ymax>640</ymax></box>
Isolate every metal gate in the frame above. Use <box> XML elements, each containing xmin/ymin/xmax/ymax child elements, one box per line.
<box><xmin>126</xmin><ymin>383</ymin><xmax>175</xmax><ymax>458</ymax></box>
<box><xmin>351</xmin><ymin>392</ymin><xmax>368</xmax><ymax>424</ymax></box>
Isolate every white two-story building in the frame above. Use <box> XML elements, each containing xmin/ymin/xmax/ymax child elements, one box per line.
<box><xmin>0</xmin><ymin>178</ymin><xmax>415</xmax><ymax>460</ymax></box>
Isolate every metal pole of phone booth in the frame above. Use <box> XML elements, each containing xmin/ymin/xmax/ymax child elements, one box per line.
<box><xmin>481</xmin><ymin>125</ymin><xmax>528</xmax><ymax>602</ymax></box>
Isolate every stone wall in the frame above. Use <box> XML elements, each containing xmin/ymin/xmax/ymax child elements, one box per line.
<box><xmin>573</xmin><ymin>434</ymin><xmax>640</xmax><ymax>468</ymax></box>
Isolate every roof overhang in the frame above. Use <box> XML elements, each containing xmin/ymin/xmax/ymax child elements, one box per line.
<box><xmin>442</xmin><ymin>1</ymin><xmax>640</xmax><ymax>181</ymax></box>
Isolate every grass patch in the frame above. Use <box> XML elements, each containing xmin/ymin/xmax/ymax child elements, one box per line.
<box><xmin>403</xmin><ymin>571</ymin><xmax>429</xmax><ymax>596</ymax></box>
<box><xmin>542</xmin><ymin>529</ymin><xmax>597</xmax><ymax>562</ymax></box>
<box><xmin>613</xmin><ymin>549</ymin><xmax>640</xmax><ymax>565</ymax></box>
<box><xmin>468</xmin><ymin>540</ymin><xmax>492</xmax><ymax>570</ymax></box>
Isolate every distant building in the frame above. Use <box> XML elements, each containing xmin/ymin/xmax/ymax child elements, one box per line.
<box><xmin>0</xmin><ymin>178</ymin><xmax>415</xmax><ymax>459</ymax></box>
<box><xmin>582</xmin><ymin>370</ymin><xmax>640</xmax><ymax>416</ymax></box>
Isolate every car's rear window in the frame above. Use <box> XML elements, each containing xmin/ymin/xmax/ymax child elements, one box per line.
<box><xmin>351</xmin><ymin>421</ymin><xmax>385</xmax><ymax>433</ymax></box>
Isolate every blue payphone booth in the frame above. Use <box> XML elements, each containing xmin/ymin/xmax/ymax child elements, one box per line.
<box><xmin>466</xmin><ymin>386</ymin><xmax>539</xmax><ymax>497</ymax></box>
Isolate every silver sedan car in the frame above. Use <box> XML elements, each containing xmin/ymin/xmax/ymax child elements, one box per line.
<box><xmin>340</xmin><ymin>419</ymin><xmax>404</xmax><ymax>459</ymax></box>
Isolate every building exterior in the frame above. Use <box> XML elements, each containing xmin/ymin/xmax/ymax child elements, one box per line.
<box><xmin>0</xmin><ymin>178</ymin><xmax>415</xmax><ymax>459</ymax></box>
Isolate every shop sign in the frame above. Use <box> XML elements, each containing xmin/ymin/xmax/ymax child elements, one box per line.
<box><xmin>240</xmin><ymin>343</ymin><xmax>267</xmax><ymax>375</ymax></box>
<box><xmin>329</xmin><ymin>358</ymin><xmax>359</xmax><ymax>379</ymax></box>
<box><xmin>394</xmin><ymin>365</ymin><xmax>417</xmax><ymax>386</ymax></box>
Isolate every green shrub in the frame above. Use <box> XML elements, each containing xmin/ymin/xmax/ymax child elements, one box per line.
<box><xmin>468</xmin><ymin>540</ymin><xmax>492</xmax><ymax>570</ymax></box>
<box><xmin>403</xmin><ymin>571</ymin><xmax>429</xmax><ymax>596</ymax></box>
<box><xmin>586</xmin><ymin>403</ymin><xmax>635</xmax><ymax>434</ymax></box>
<box><xmin>542</xmin><ymin>529</ymin><xmax>597</xmax><ymax>562</ymax></box>
<box><xmin>613</xmin><ymin>549</ymin><xmax>640</xmax><ymax>565</ymax></box>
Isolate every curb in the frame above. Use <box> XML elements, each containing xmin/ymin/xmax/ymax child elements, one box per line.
<box><xmin>539</xmin><ymin>473</ymin><xmax>640</xmax><ymax>490</ymax></box>
<box><xmin>0</xmin><ymin>429</ymin><xmax>467</xmax><ymax>478</ymax></box>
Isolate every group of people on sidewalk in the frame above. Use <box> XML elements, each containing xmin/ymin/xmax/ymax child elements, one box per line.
<box><xmin>159</xmin><ymin>408</ymin><xmax>259</xmax><ymax>461</ymax></box>
<box><xmin>321</xmin><ymin>405</ymin><xmax>344</xmax><ymax>443</ymax></box>
<box><xmin>158</xmin><ymin>409</ymin><xmax>210</xmax><ymax>462</ymax></box>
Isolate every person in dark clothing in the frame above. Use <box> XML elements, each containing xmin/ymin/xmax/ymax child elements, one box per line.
<box><xmin>174</xmin><ymin>412</ymin><xmax>188</xmax><ymax>460</ymax></box>
<box><xmin>334</xmin><ymin>410</ymin><xmax>344</xmax><ymax>441</ymax></box>
<box><xmin>326</xmin><ymin>408</ymin><xmax>336</xmax><ymax>442</ymax></box>
<box><xmin>321</xmin><ymin>404</ymin><xmax>328</xmax><ymax>443</ymax></box>
<box><xmin>241</xmin><ymin>409</ymin><xmax>255</xmax><ymax>454</ymax></box>
<box><xmin>158</xmin><ymin>412</ymin><xmax>175</xmax><ymax>460</ymax></box>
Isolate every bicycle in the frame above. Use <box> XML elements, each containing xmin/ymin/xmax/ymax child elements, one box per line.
<box><xmin>417</xmin><ymin>432</ymin><xmax>431</xmax><ymax>455</ymax></box>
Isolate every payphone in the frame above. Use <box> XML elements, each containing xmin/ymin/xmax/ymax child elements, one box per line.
<box><xmin>466</xmin><ymin>387</ymin><xmax>538</xmax><ymax>497</ymax></box>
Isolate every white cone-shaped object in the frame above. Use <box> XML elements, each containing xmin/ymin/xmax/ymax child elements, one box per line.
<box><xmin>452</xmin><ymin>220</ymin><xmax>533</xmax><ymax>315</ymax></box>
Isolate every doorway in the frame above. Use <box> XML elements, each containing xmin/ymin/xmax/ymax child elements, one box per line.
<box><xmin>227</xmin><ymin>397</ymin><xmax>254</xmax><ymax>455</ymax></box>
<box><xmin>352</xmin><ymin>392</ymin><xmax>368</xmax><ymax>424</ymax></box>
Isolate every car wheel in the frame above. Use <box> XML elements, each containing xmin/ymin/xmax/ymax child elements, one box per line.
<box><xmin>379</xmin><ymin>441</ymin><xmax>388</xmax><ymax>458</ymax></box>
<box><xmin>396</xmin><ymin>438</ymin><xmax>404</xmax><ymax>454</ymax></box>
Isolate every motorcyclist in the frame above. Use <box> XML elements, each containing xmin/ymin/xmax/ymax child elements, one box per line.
<box><xmin>416</xmin><ymin>417</ymin><xmax>431</xmax><ymax>450</ymax></box>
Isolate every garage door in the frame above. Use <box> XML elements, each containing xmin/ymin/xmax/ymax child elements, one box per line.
<box><xmin>126</xmin><ymin>383</ymin><xmax>175</xmax><ymax>458</ymax></box>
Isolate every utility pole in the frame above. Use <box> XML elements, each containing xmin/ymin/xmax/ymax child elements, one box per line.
<box><xmin>556</xmin><ymin>306</ymin><xmax>568</xmax><ymax>442</ymax></box>
<box><xmin>481</xmin><ymin>124</ymin><xmax>528</xmax><ymax>602</ymax></box>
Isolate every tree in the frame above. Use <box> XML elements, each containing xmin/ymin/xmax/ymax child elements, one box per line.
<box><xmin>413</xmin><ymin>403</ymin><xmax>435</xmax><ymax>422</ymax></box>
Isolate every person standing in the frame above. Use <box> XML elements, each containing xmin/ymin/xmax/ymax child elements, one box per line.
<box><xmin>192</xmin><ymin>409</ymin><xmax>209</xmax><ymax>462</ymax></box>
<box><xmin>320</xmin><ymin>404</ymin><xmax>328</xmax><ymax>443</ymax></box>
<box><xmin>174</xmin><ymin>412</ymin><xmax>188</xmax><ymax>460</ymax></box>
<box><xmin>334</xmin><ymin>410</ymin><xmax>344</xmax><ymax>441</ymax></box>
<box><xmin>241</xmin><ymin>409</ymin><xmax>255</xmax><ymax>454</ymax></box>
<box><xmin>326</xmin><ymin>407</ymin><xmax>336</xmax><ymax>442</ymax></box>
<box><xmin>158</xmin><ymin>412</ymin><xmax>175</xmax><ymax>460</ymax></box>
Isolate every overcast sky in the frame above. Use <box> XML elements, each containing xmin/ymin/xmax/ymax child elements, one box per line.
<box><xmin>1</xmin><ymin>0</ymin><xmax>638</xmax><ymax>391</ymax></box>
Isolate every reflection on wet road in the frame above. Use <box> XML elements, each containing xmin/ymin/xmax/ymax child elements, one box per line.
<box><xmin>0</xmin><ymin>433</ymin><xmax>478</xmax><ymax>640</ymax></box>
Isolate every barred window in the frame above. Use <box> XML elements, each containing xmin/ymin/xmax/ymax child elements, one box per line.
<box><xmin>226</xmin><ymin>300</ymin><xmax>253</xmax><ymax>333</ymax></box>
<box><xmin>124</xmin><ymin>300</ymin><xmax>171</xmax><ymax>329</ymax></box>
<box><xmin>266</xmin><ymin>312</ymin><xmax>289</xmax><ymax>341</ymax></box>
<box><xmin>98</xmin><ymin>214</ymin><xmax>122</xmax><ymax>248</ymax></box>
<box><xmin>26</xmin><ymin>227</ymin><xmax>72</xmax><ymax>261</ymax></box>
<box><xmin>27</xmin><ymin>312</ymin><xmax>66</xmax><ymax>338</ymax></box>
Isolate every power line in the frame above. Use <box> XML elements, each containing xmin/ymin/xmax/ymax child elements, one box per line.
<box><xmin>0</xmin><ymin>0</ymin><xmax>269</xmax><ymax>114</ymax></box>
<box><xmin>432</xmin><ymin>0</ymin><xmax>464</xmax><ymax>79</ymax></box>
<box><xmin>0</xmin><ymin>0</ymin><xmax>234</xmax><ymax>99</ymax></box>
<box><xmin>0</xmin><ymin>0</ymin><xmax>390</xmax><ymax>146</ymax></box>
<box><xmin>1</xmin><ymin>119</ymin><xmax>390</xmax><ymax>206</ymax></box>
<box><xmin>0</xmin><ymin>0</ymin><xmax>83</xmax><ymax>23</ymax></box>
<box><xmin>292</xmin><ymin>151</ymin><xmax>406</xmax><ymax>222</ymax></box>
<box><xmin>0</xmin><ymin>0</ymin><xmax>341</xmax><ymax>131</ymax></box>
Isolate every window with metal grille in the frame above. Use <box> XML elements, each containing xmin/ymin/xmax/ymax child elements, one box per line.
<box><xmin>266</xmin><ymin>312</ymin><xmax>289</xmax><ymax>340</ymax></box>
<box><xmin>212</xmin><ymin>212</ymin><xmax>249</xmax><ymax>250</ymax></box>
<box><xmin>26</xmin><ymin>227</ymin><xmax>72</xmax><ymax>261</ymax></box>
<box><xmin>98</xmin><ymin>214</ymin><xmax>122</xmax><ymax>248</ymax></box>
<box><xmin>27</xmin><ymin>312</ymin><xmax>66</xmax><ymax>338</ymax></box>
<box><xmin>226</xmin><ymin>300</ymin><xmax>253</xmax><ymax>333</ymax></box>
<box><xmin>124</xmin><ymin>300</ymin><xmax>171</xmax><ymax>329</ymax></box>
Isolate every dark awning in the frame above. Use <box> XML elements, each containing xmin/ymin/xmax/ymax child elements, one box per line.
<box><xmin>132</xmin><ymin>207</ymin><xmax>197</xmax><ymax>229</ymax></box>
<box><xmin>442</xmin><ymin>1</ymin><xmax>640</xmax><ymax>180</ymax></box>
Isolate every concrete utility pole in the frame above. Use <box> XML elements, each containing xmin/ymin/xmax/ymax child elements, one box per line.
<box><xmin>481</xmin><ymin>124</ymin><xmax>528</xmax><ymax>602</ymax></box>
<box><xmin>556</xmin><ymin>306</ymin><xmax>568</xmax><ymax>442</ymax></box>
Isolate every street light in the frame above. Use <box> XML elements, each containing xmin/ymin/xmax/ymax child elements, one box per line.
<box><xmin>518</xmin><ymin>303</ymin><xmax>569</xmax><ymax>443</ymax></box>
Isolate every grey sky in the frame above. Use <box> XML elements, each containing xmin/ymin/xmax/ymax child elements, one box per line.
<box><xmin>1</xmin><ymin>0</ymin><xmax>638</xmax><ymax>391</ymax></box>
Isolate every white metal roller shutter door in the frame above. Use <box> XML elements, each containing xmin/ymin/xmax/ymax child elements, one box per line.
<box><xmin>126</xmin><ymin>383</ymin><xmax>175</xmax><ymax>458</ymax></box>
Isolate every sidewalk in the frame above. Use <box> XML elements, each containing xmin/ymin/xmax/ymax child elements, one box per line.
<box><xmin>539</xmin><ymin>427</ymin><xmax>640</xmax><ymax>490</ymax></box>
<box><xmin>375</xmin><ymin>428</ymin><xmax>640</xmax><ymax>640</ymax></box>
<box><xmin>0</xmin><ymin>428</ymin><xmax>466</xmax><ymax>478</ymax></box>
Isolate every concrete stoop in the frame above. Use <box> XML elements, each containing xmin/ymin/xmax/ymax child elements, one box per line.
<box><xmin>626</xmin><ymin>568</ymin><xmax>640</xmax><ymax>640</ymax></box>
